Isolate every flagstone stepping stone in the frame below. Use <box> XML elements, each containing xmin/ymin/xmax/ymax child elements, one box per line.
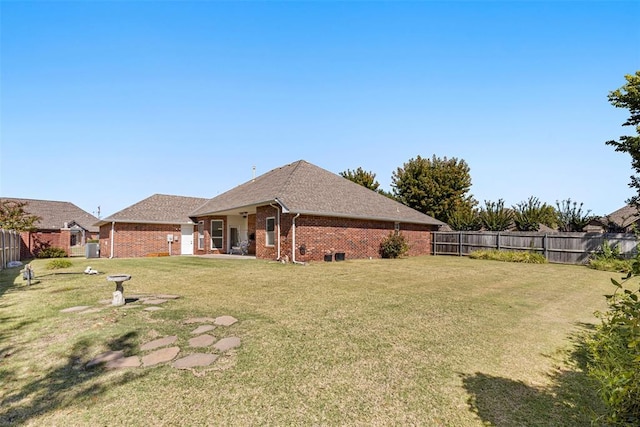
<box><xmin>144</xmin><ymin>306</ymin><xmax>164</xmax><ymax>312</ymax></box>
<box><xmin>189</xmin><ymin>334</ymin><xmax>215</xmax><ymax>348</ymax></box>
<box><xmin>213</xmin><ymin>337</ymin><xmax>241</xmax><ymax>352</ymax></box>
<box><xmin>184</xmin><ymin>317</ymin><xmax>216</xmax><ymax>324</ymax></box>
<box><xmin>87</xmin><ymin>350</ymin><xmax>124</xmax><ymax>368</ymax></box>
<box><xmin>61</xmin><ymin>306</ymin><xmax>91</xmax><ymax>313</ymax></box>
<box><xmin>142</xmin><ymin>346</ymin><xmax>180</xmax><ymax>367</ymax></box>
<box><xmin>140</xmin><ymin>335</ymin><xmax>178</xmax><ymax>351</ymax></box>
<box><xmin>214</xmin><ymin>315</ymin><xmax>238</xmax><ymax>326</ymax></box>
<box><xmin>155</xmin><ymin>294</ymin><xmax>180</xmax><ymax>299</ymax></box>
<box><xmin>191</xmin><ymin>325</ymin><xmax>215</xmax><ymax>335</ymax></box>
<box><xmin>173</xmin><ymin>353</ymin><xmax>218</xmax><ymax>369</ymax></box>
<box><xmin>106</xmin><ymin>355</ymin><xmax>141</xmax><ymax>369</ymax></box>
<box><xmin>142</xmin><ymin>298</ymin><xmax>168</xmax><ymax>305</ymax></box>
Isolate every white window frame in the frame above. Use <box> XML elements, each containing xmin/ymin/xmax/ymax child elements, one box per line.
<box><xmin>211</xmin><ymin>220</ymin><xmax>224</xmax><ymax>250</ymax></box>
<box><xmin>197</xmin><ymin>221</ymin><xmax>205</xmax><ymax>250</ymax></box>
<box><xmin>265</xmin><ymin>217</ymin><xmax>275</xmax><ymax>247</ymax></box>
<box><xmin>394</xmin><ymin>222</ymin><xmax>401</xmax><ymax>235</ymax></box>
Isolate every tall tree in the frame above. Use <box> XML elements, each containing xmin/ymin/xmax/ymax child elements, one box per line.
<box><xmin>392</xmin><ymin>155</ymin><xmax>475</xmax><ymax>222</ymax></box>
<box><xmin>0</xmin><ymin>200</ymin><xmax>40</xmax><ymax>231</ymax></box>
<box><xmin>556</xmin><ymin>199</ymin><xmax>593</xmax><ymax>232</ymax></box>
<box><xmin>479</xmin><ymin>199</ymin><xmax>513</xmax><ymax>231</ymax></box>
<box><xmin>339</xmin><ymin>167</ymin><xmax>381</xmax><ymax>192</ymax></box>
<box><xmin>606</xmin><ymin>71</ymin><xmax>640</xmax><ymax>205</ymax></box>
<box><xmin>512</xmin><ymin>196</ymin><xmax>556</xmax><ymax>231</ymax></box>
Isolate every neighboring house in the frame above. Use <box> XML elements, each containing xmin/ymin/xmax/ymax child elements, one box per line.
<box><xmin>96</xmin><ymin>194</ymin><xmax>209</xmax><ymax>258</ymax></box>
<box><xmin>591</xmin><ymin>205</ymin><xmax>640</xmax><ymax>233</ymax></box>
<box><xmin>190</xmin><ymin>160</ymin><xmax>447</xmax><ymax>262</ymax></box>
<box><xmin>0</xmin><ymin>197</ymin><xmax>100</xmax><ymax>258</ymax></box>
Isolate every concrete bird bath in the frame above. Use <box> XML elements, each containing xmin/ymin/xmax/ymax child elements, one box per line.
<box><xmin>107</xmin><ymin>274</ymin><xmax>131</xmax><ymax>306</ymax></box>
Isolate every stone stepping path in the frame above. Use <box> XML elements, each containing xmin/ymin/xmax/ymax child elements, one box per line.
<box><xmin>85</xmin><ymin>313</ymin><xmax>241</xmax><ymax>375</ymax></box>
<box><xmin>61</xmin><ymin>293</ymin><xmax>175</xmax><ymax>314</ymax></box>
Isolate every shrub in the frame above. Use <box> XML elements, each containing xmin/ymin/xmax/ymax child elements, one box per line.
<box><xmin>447</xmin><ymin>205</ymin><xmax>482</xmax><ymax>231</ymax></box>
<box><xmin>36</xmin><ymin>247</ymin><xmax>68</xmax><ymax>258</ymax></box>
<box><xmin>478</xmin><ymin>199</ymin><xmax>513</xmax><ymax>231</ymax></box>
<box><xmin>588</xmin><ymin>241</ymin><xmax>633</xmax><ymax>272</ymax></box>
<box><xmin>380</xmin><ymin>233</ymin><xmax>409</xmax><ymax>259</ymax></box>
<box><xmin>46</xmin><ymin>259</ymin><xmax>72</xmax><ymax>269</ymax></box>
<box><xmin>469</xmin><ymin>249</ymin><xmax>547</xmax><ymax>264</ymax></box>
<box><xmin>587</xmin><ymin>277</ymin><xmax>640</xmax><ymax>425</ymax></box>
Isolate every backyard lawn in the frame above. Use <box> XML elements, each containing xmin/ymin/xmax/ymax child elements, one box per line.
<box><xmin>0</xmin><ymin>255</ymin><xmax>615</xmax><ymax>426</ymax></box>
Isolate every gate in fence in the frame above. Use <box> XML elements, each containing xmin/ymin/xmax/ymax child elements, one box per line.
<box><xmin>432</xmin><ymin>231</ymin><xmax>638</xmax><ymax>264</ymax></box>
<box><xmin>1</xmin><ymin>229</ymin><xmax>21</xmax><ymax>269</ymax></box>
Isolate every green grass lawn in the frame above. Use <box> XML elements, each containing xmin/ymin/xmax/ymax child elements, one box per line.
<box><xmin>0</xmin><ymin>255</ymin><xmax>615</xmax><ymax>426</ymax></box>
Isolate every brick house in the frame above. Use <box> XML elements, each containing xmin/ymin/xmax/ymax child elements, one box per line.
<box><xmin>96</xmin><ymin>194</ymin><xmax>208</xmax><ymax>258</ymax></box>
<box><xmin>0</xmin><ymin>197</ymin><xmax>99</xmax><ymax>258</ymax></box>
<box><xmin>190</xmin><ymin>160</ymin><xmax>446</xmax><ymax>262</ymax></box>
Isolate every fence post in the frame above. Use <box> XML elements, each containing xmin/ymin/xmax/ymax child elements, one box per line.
<box><xmin>543</xmin><ymin>234</ymin><xmax>548</xmax><ymax>260</ymax></box>
<box><xmin>497</xmin><ymin>232</ymin><xmax>501</xmax><ymax>251</ymax></box>
<box><xmin>458</xmin><ymin>231</ymin><xmax>462</xmax><ymax>256</ymax></box>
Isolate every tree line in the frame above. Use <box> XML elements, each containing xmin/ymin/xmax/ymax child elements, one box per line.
<box><xmin>340</xmin><ymin>159</ymin><xmax>594</xmax><ymax>232</ymax></box>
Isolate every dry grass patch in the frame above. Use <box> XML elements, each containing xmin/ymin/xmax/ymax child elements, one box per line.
<box><xmin>0</xmin><ymin>256</ymin><xmax>612</xmax><ymax>425</ymax></box>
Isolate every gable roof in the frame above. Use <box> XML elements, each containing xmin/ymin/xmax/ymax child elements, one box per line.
<box><xmin>602</xmin><ymin>205</ymin><xmax>640</xmax><ymax>229</ymax></box>
<box><xmin>191</xmin><ymin>160</ymin><xmax>446</xmax><ymax>226</ymax></box>
<box><xmin>1</xmin><ymin>197</ymin><xmax>100</xmax><ymax>232</ymax></box>
<box><xmin>97</xmin><ymin>194</ymin><xmax>209</xmax><ymax>226</ymax></box>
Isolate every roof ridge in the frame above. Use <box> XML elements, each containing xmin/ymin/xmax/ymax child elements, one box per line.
<box><xmin>279</xmin><ymin>160</ymin><xmax>306</xmax><ymax>194</ymax></box>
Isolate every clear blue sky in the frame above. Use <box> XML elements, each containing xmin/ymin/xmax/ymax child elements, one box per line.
<box><xmin>1</xmin><ymin>1</ymin><xmax>639</xmax><ymax>219</ymax></box>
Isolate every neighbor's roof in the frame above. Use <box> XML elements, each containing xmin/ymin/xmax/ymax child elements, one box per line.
<box><xmin>97</xmin><ymin>194</ymin><xmax>209</xmax><ymax>226</ymax></box>
<box><xmin>191</xmin><ymin>160</ymin><xmax>446</xmax><ymax>226</ymax></box>
<box><xmin>603</xmin><ymin>205</ymin><xmax>640</xmax><ymax>228</ymax></box>
<box><xmin>1</xmin><ymin>197</ymin><xmax>100</xmax><ymax>232</ymax></box>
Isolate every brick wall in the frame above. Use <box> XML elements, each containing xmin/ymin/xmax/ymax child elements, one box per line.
<box><xmin>19</xmin><ymin>229</ymin><xmax>71</xmax><ymax>258</ymax></box>
<box><xmin>99</xmin><ymin>223</ymin><xmax>183</xmax><ymax>258</ymax></box>
<box><xmin>254</xmin><ymin>206</ymin><xmax>435</xmax><ymax>262</ymax></box>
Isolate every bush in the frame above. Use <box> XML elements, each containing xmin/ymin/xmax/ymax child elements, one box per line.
<box><xmin>588</xmin><ymin>240</ymin><xmax>633</xmax><ymax>272</ymax></box>
<box><xmin>46</xmin><ymin>259</ymin><xmax>72</xmax><ymax>269</ymax></box>
<box><xmin>380</xmin><ymin>233</ymin><xmax>409</xmax><ymax>259</ymax></box>
<box><xmin>469</xmin><ymin>249</ymin><xmax>547</xmax><ymax>264</ymax></box>
<box><xmin>36</xmin><ymin>247</ymin><xmax>68</xmax><ymax>258</ymax></box>
<box><xmin>587</xmin><ymin>277</ymin><xmax>640</xmax><ymax>425</ymax></box>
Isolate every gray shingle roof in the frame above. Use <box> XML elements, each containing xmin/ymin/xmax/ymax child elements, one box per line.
<box><xmin>98</xmin><ymin>194</ymin><xmax>209</xmax><ymax>225</ymax></box>
<box><xmin>191</xmin><ymin>160</ymin><xmax>446</xmax><ymax>226</ymax></box>
<box><xmin>603</xmin><ymin>205</ymin><xmax>640</xmax><ymax>228</ymax></box>
<box><xmin>1</xmin><ymin>197</ymin><xmax>100</xmax><ymax>232</ymax></box>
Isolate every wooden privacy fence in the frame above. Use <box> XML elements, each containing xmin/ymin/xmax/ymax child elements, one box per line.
<box><xmin>432</xmin><ymin>231</ymin><xmax>638</xmax><ymax>264</ymax></box>
<box><xmin>1</xmin><ymin>229</ymin><xmax>21</xmax><ymax>269</ymax></box>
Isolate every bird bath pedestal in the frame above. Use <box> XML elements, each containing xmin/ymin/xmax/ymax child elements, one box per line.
<box><xmin>107</xmin><ymin>274</ymin><xmax>131</xmax><ymax>306</ymax></box>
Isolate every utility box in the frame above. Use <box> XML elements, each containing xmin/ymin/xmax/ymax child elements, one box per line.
<box><xmin>86</xmin><ymin>243</ymin><xmax>100</xmax><ymax>259</ymax></box>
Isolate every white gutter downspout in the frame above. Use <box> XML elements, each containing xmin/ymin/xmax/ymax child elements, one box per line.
<box><xmin>109</xmin><ymin>221</ymin><xmax>115</xmax><ymax>259</ymax></box>
<box><xmin>291</xmin><ymin>213</ymin><xmax>304</xmax><ymax>265</ymax></box>
<box><xmin>269</xmin><ymin>203</ymin><xmax>282</xmax><ymax>260</ymax></box>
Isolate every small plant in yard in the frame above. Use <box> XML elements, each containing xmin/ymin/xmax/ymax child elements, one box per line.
<box><xmin>469</xmin><ymin>249</ymin><xmax>547</xmax><ymax>263</ymax></box>
<box><xmin>36</xmin><ymin>246</ymin><xmax>68</xmax><ymax>258</ymax></box>
<box><xmin>379</xmin><ymin>232</ymin><xmax>409</xmax><ymax>258</ymax></box>
<box><xmin>588</xmin><ymin>240</ymin><xmax>633</xmax><ymax>273</ymax></box>
<box><xmin>587</xmin><ymin>274</ymin><xmax>640</xmax><ymax>425</ymax></box>
<box><xmin>46</xmin><ymin>259</ymin><xmax>73</xmax><ymax>269</ymax></box>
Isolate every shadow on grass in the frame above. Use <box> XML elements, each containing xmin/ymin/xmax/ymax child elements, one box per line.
<box><xmin>0</xmin><ymin>331</ymin><xmax>148</xmax><ymax>425</ymax></box>
<box><xmin>461</xmin><ymin>325</ymin><xmax>604</xmax><ymax>426</ymax></box>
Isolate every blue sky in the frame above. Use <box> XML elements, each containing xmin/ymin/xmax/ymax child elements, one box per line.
<box><xmin>1</xmin><ymin>1</ymin><xmax>639</xmax><ymax>219</ymax></box>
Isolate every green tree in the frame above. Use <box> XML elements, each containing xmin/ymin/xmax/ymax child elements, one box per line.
<box><xmin>606</xmin><ymin>71</ymin><xmax>640</xmax><ymax>206</ymax></box>
<box><xmin>447</xmin><ymin>204</ymin><xmax>482</xmax><ymax>231</ymax></box>
<box><xmin>340</xmin><ymin>167</ymin><xmax>381</xmax><ymax>192</ymax></box>
<box><xmin>0</xmin><ymin>200</ymin><xmax>40</xmax><ymax>231</ymax></box>
<box><xmin>392</xmin><ymin>155</ymin><xmax>475</xmax><ymax>222</ymax></box>
<box><xmin>512</xmin><ymin>196</ymin><xmax>555</xmax><ymax>231</ymax></box>
<box><xmin>479</xmin><ymin>199</ymin><xmax>513</xmax><ymax>231</ymax></box>
<box><xmin>555</xmin><ymin>199</ymin><xmax>592</xmax><ymax>232</ymax></box>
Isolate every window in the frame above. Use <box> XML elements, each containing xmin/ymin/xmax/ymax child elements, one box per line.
<box><xmin>394</xmin><ymin>222</ymin><xmax>401</xmax><ymax>235</ymax></box>
<box><xmin>266</xmin><ymin>217</ymin><xmax>275</xmax><ymax>246</ymax></box>
<box><xmin>211</xmin><ymin>220</ymin><xmax>223</xmax><ymax>249</ymax></box>
<box><xmin>197</xmin><ymin>221</ymin><xmax>204</xmax><ymax>250</ymax></box>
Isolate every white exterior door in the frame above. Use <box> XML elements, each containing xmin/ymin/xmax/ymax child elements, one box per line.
<box><xmin>181</xmin><ymin>225</ymin><xmax>194</xmax><ymax>255</ymax></box>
